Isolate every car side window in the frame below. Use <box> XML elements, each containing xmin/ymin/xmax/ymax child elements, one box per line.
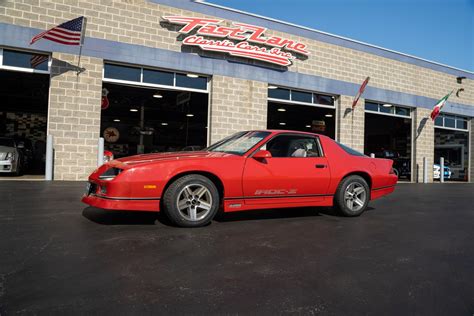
<box><xmin>263</xmin><ymin>135</ymin><xmax>321</xmax><ymax>158</ymax></box>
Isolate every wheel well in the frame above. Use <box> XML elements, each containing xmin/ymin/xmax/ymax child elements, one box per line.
<box><xmin>162</xmin><ymin>171</ymin><xmax>225</xmax><ymax>201</ymax></box>
<box><xmin>342</xmin><ymin>171</ymin><xmax>372</xmax><ymax>189</ymax></box>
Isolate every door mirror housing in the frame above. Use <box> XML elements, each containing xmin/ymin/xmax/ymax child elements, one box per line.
<box><xmin>253</xmin><ymin>150</ymin><xmax>272</xmax><ymax>160</ymax></box>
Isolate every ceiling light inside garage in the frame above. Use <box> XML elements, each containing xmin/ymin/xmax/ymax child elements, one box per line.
<box><xmin>325</xmin><ymin>114</ymin><xmax>333</xmax><ymax>117</ymax></box>
<box><xmin>186</xmin><ymin>113</ymin><xmax>194</xmax><ymax>117</ymax></box>
<box><xmin>277</xmin><ymin>108</ymin><xmax>286</xmax><ymax>112</ymax></box>
<box><xmin>186</xmin><ymin>73</ymin><xmax>199</xmax><ymax>78</ymax></box>
<box><xmin>153</xmin><ymin>92</ymin><xmax>163</xmax><ymax>98</ymax></box>
<box><xmin>305</xmin><ymin>125</ymin><xmax>311</xmax><ymax>128</ymax></box>
<box><xmin>130</xmin><ymin>108</ymin><xmax>138</xmax><ymax>112</ymax></box>
<box><xmin>113</xmin><ymin>119</ymin><xmax>120</xmax><ymax>122</ymax></box>
<box><xmin>382</xmin><ymin>103</ymin><xmax>393</xmax><ymax>107</ymax></box>
<box><xmin>161</xmin><ymin>122</ymin><xmax>168</xmax><ymax>126</ymax></box>
<box><xmin>279</xmin><ymin>122</ymin><xmax>286</xmax><ymax>126</ymax></box>
<box><xmin>268</xmin><ymin>85</ymin><xmax>278</xmax><ymax>89</ymax></box>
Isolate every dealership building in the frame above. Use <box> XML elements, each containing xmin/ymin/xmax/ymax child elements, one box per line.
<box><xmin>0</xmin><ymin>0</ymin><xmax>473</xmax><ymax>182</ymax></box>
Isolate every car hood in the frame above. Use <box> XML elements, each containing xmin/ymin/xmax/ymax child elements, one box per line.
<box><xmin>0</xmin><ymin>145</ymin><xmax>15</xmax><ymax>152</ymax></box>
<box><xmin>116</xmin><ymin>151</ymin><xmax>237</xmax><ymax>166</ymax></box>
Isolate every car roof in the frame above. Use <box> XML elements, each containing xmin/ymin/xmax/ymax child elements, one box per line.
<box><xmin>249</xmin><ymin>129</ymin><xmax>325</xmax><ymax>138</ymax></box>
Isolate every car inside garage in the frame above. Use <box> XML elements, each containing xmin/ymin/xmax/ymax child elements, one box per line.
<box><xmin>267</xmin><ymin>87</ymin><xmax>336</xmax><ymax>139</ymax></box>
<box><xmin>0</xmin><ymin>48</ymin><xmax>49</xmax><ymax>179</ymax></box>
<box><xmin>364</xmin><ymin>101</ymin><xmax>413</xmax><ymax>181</ymax></box>
<box><xmin>101</xmin><ymin>64</ymin><xmax>209</xmax><ymax>158</ymax></box>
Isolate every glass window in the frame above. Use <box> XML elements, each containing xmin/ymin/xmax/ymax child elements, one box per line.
<box><xmin>435</xmin><ymin>116</ymin><xmax>443</xmax><ymax>127</ymax></box>
<box><xmin>444</xmin><ymin>115</ymin><xmax>456</xmax><ymax>128</ymax></box>
<box><xmin>104</xmin><ymin>64</ymin><xmax>141</xmax><ymax>82</ymax></box>
<box><xmin>456</xmin><ymin>118</ymin><xmax>467</xmax><ymax>130</ymax></box>
<box><xmin>268</xmin><ymin>88</ymin><xmax>290</xmax><ymax>100</ymax></box>
<box><xmin>175</xmin><ymin>73</ymin><xmax>207</xmax><ymax>90</ymax></box>
<box><xmin>291</xmin><ymin>90</ymin><xmax>312</xmax><ymax>103</ymax></box>
<box><xmin>336</xmin><ymin>142</ymin><xmax>366</xmax><ymax>156</ymax></box>
<box><xmin>314</xmin><ymin>94</ymin><xmax>334</xmax><ymax>106</ymax></box>
<box><xmin>206</xmin><ymin>131</ymin><xmax>270</xmax><ymax>155</ymax></box>
<box><xmin>379</xmin><ymin>105</ymin><xmax>393</xmax><ymax>114</ymax></box>
<box><xmin>3</xmin><ymin>49</ymin><xmax>48</xmax><ymax>71</ymax></box>
<box><xmin>395</xmin><ymin>107</ymin><xmax>410</xmax><ymax>116</ymax></box>
<box><xmin>143</xmin><ymin>69</ymin><xmax>174</xmax><ymax>86</ymax></box>
<box><xmin>265</xmin><ymin>135</ymin><xmax>321</xmax><ymax>158</ymax></box>
<box><xmin>365</xmin><ymin>102</ymin><xmax>379</xmax><ymax>112</ymax></box>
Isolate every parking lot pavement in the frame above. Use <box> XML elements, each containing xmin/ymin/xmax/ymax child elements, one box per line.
<box><xmin>0</xmin><ymin>181</ymin><xmax>473</xmax><ymax>315</ymax></box>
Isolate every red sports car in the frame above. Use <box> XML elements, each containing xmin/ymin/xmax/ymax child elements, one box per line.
<box><xmin>83</xmin><ymin>130</ymin><xmax>397</xmax><ymax>227</ymax></box>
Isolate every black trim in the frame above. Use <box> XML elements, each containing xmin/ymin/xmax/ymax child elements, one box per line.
<box><xmin>90</xmin><ymin>194</ymin><xmax>160</xmax><ymax>201</ymax></box>
<box><xmin>372</xmin><ymin>185</ymin><xmax>396</xmax><ymax>191</ymax></box>
<box><xmin>225</xmin><ymin>193</ymin><xmax>333</xmax><ymax>200</ymax></box>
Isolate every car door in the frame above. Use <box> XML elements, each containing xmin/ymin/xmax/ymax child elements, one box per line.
<box><xmin>242</xmin><ymin>134</ymin><xmax>330</xmax><ymax>205</ymax></box>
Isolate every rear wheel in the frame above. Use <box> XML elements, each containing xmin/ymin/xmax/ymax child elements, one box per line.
<box><xmin>334</xmin><ymin>175</ymin><xmax>370</xmax><ymax>217</ymax></box>
<box><xmin>162</xmin><ymin>174</ymin><xmax>220</xmax><ymax>227</ymax></box>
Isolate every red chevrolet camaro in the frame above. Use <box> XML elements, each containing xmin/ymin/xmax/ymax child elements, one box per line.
<box><xmin>83</xmin><ymin>130</ymin><xmax>397</xmax><ymax>227</ymax></box>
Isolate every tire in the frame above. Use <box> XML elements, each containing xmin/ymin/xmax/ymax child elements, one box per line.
<box><xmin>393</xmin><ymin>168</ymin><xmax>399</xmax><ymax>178</ymax></box>
<box><xmin>162</xmin><ymin>174</ymin><xmax>220</xmax><ymax>227</ymax></box>
<box><xmin>334</xmin><ymin>175</ymin><xmax>370</xmax><ymax>217</ymax></box>
<box><xmin>13</xmin><ymin>160</ymin><xmax>22</xmax><ymax>176</ymax></box>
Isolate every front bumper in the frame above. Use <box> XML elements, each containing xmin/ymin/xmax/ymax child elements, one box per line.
<box><xmin>0</xmin><ymin>160</ymin><xmax>15</xmax><ymax>173</ymax></box>
<box><xmin>82</xmin><ymin>194</ymin><xmax>160</xmax><ymax>212</ymax></box>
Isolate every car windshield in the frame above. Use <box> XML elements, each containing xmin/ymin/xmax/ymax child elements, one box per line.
<box><xmin>205</xmin><ymin>131</ymin><xmax>270</xmax><ymax>155</ymax></box>
<box><xmin>0</xmin><ymin>138</ymin><xmax>14</xmax><ymax>147</ymax></box>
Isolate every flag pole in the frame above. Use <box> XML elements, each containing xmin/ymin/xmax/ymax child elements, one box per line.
<box><xmin>77</xmin><ymin>16</ymin><xmax>87</xmax><ymax>75</ymax></box>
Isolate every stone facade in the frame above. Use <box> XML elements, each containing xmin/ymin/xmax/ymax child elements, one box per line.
<box><xmin>48</xmin><ymin>53</ymin><xmax>102</xmax><ymax>180</ymax></box>
<box><xmin>413</xmin><ymin>107</ymin><xmax>434</xmax><ymax>183</ymax></box>
<box><xmin>210</xmin><ymin>76</ymin><xmax>267</xmax><ymax>144</ymax></box>
<box><xmin>336</xmin><ymin>96</ymin><xmax>365</xmax><ymax>153</ymax></box>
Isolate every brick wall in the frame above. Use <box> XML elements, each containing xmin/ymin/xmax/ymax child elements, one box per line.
<box><xmin>413</xmin><ymin>107</ymin><xmax>434</xmax><ymax>183</ymax></box>
<box><xmin>48</xmin><ymin>53</ymin><xmax>102</xmax><ymax>180</ymax></box>
<box><xmin>336</xmin><ymin>96</ymin><xmax>365</xmax><ymax>153</ymax></box>
<box><xmin>210</xmin><ymin>76</ymin><xmax>267</xmax><ymax>143</ymax></box>
<box><xmin>0</xmin><ymin>0</ymin><xmax>472</xmax><ymax>107</ymax></box>
<box><xmin>470</xmin><ymin>119</ymin><xmax>474</xmax><ymax>182</ymax></box>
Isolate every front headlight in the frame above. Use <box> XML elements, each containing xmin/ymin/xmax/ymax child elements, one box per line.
<box><xmin>5</xmin><ymin>152</ymin><xmax>15</xmax><ymax>161</ymax></box>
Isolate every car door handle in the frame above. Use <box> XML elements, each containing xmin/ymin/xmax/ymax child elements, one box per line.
<box><xmin>315</xmin><ymin>164</ymin><xmax>327</xmax><ymax>168</ymax></box>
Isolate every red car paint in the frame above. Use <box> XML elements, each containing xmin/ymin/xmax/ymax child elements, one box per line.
<box><xmin>82</xmin><ymin>130</ymin><xmax>397</xmax><ymax>213</ymax></box>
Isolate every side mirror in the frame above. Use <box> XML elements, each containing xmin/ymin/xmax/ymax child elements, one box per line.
<box><xmin>253</xmin><ymin>150</ymin><xmax>272</xmax><ymax>160</ymax></box>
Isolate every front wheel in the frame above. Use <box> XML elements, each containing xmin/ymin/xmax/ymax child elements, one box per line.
<box><xmin>162</xmin><ymin>174</ymin><xmax>220</xmax><ymax>227</ymax></box>
<box><xmin>334</xmin><ymin>175</ymin><xmax>370</xmax><ymax>217</ymax></box>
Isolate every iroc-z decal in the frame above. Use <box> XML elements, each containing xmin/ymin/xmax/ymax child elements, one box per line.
<box><xmin>254</xmin><ymin>189</ymin><xmax>298</xmax><ymax>195</ymax></box>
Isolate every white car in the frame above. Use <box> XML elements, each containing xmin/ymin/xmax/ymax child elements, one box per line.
<box><xmin>0</xmin><ymin>137</ymin><xmax>23</xmax><ymax>176</ymax></box>
<box><xmin>433</xmin><ymin>164</ymin><xmax>452</xmax><ymax>180</ymax></box>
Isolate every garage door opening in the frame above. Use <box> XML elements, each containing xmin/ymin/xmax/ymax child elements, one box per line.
<box><xmin>267</xmin><ymin>87</ymin><xmax>336</xmax><ymax>139</ymax></box>
<box><xmin>101</xmin><ymin>63</ymin><xmax>209</xmax><ymax>158</ymax></box>
<box><xmin>0</xmin><ymin>49</ymin><xmax>49</xmax><ymax>179</ymax></box>
<box><xmin>364</xmin><ymin>102</ymin><xmax>412</xmax><ymax>181</ymax></box>
<box><xmin>434</xmin><ymin>114</ymin><xmax>469</xmax><ymax>181</ymax></box>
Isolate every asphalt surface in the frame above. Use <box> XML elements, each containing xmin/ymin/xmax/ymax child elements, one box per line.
<box><xmin>0</xmin><ymin>181</ymin><xmax>473</xmax><ymax>315</ymax></box>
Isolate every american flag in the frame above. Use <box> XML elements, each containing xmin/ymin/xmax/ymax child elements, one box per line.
<box><xmin>30</xmin><ymin>16</ymin><xmax>85</xmax><ymax>46</ymax></box>
<box><xmin>30</xmin><ymin>54</ymin><xmax>49</xmax><ymax>68</ymax></box>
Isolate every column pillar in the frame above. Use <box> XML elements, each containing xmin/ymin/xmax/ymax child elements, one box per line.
<box><xmin>413</xmin><ymin>108</ymin><xmax>434</xmax><ymax>183</ymax></box>
<box><xmin>336</xmin><ymin>95</ymin><xmax>365</xmax><ymax>152</ymax></box>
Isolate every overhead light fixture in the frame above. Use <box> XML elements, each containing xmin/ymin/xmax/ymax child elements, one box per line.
<box><xmin>268</xmin><ymin>85</ymin><xmax>278</xmax><ymax>89</ymax></box>
<box><xmin>186</xmin><ymin>73</ymin><xmax>199</xmax><ymax>78</ymax></box>
<box><xmin>277</xmin><ymin>108</ymin><xmax>286</xmax><ymax>112</ymax></box>
<box><xmin>382</xmin><ymin>103</ymin><xmax>393</xmax><ymax>107</ymax></box>
<box><xmin>161</xmin><ymin>122</ymin><xmax>168</xmax><ymax>126</ymax></box>
<box><xmin>113</xmin><ymin>119</ymin><xmax>120</xmax><ymax>122</ymax></box>
<box><xmin>279</xmin><ymin>122</ymin><xmax>286</xmax><ymax>126</ymax></box>
<box><xmin>305</xmin><ymin>125</ymin><xmax>311</xmax><ymax>128</ymax></box>
<box><xmin>186</xmin><ymin>113</ymin><xmax>194</xmax><ymax>117</ymax></box>
<box><xmin>153</xmin><ymin>92</ymin><xmax>163</xmax><ymax>98</ymax></box>
<box><xmin>325</xmin><ymin>114</ymin><xmax>333</xmax><ymax>117</ymax></box>
<box><xmin>130</xmin><ymin>108</ymin><xmax>138</xmax><ymax>112</ymax></box>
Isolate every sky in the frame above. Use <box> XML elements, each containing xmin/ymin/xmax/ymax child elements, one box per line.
<box><xmin>206</xmin><ymin>0</ymin><xmax>474</xmax><ymax>72</ymax></box>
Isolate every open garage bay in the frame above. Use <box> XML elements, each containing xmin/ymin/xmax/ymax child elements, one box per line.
<box><xmin>0</xmin><ymin>182</ymin><xmax>473</xmax><ymax>314</ymax></box>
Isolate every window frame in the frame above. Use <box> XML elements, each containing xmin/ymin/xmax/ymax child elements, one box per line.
<box><xmin>249</xmin><ymin>133</ymin><xmax>325</xmax><ymax>158</ymax></box>
<box><xmin>434</xmin><ymin>113</ymin><xmax>469</xmax><ymax>132</ymax></box>
<box><xmin>0</xmin><ymin>47</ymin><xmax>51</xmax><ymax>74</ymax></box>
<box><xmin>364</xmin><ymin>101</ymin><xmax>412</xmax><ymax>119</ymax></box>
<box><xmin>103</xmin><ymin>62</ymin><xmax>210</xmax><ymax>93</ymax></box>
<box><xmin>268</xmin><ymin>85</ymin><xmax>336</xmax><ymax>109</ymax></box>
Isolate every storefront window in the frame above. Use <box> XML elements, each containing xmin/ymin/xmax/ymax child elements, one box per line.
<box><xmin>444</xmin><ymin>115</ymin><xmax>456</xmax><ymax>128</ymax></box>
<box><xmin>175</xmin><ymin>73</ymin><xmax>207</xmax><ymax>90</ymax></box>
<box><xmin>143</xmin><ymin>69</ymin><xmax>174</xmax><ymax>86</ymax></box>
<box><xmin>291</xmin><ymin>90</ymin><xmax>312</xmax><ymax>103</ymax></box>
<box><xmin>2</xmin><ymin>49</ymin><xmax>48</xmax><ymax>71</ymax></box>
<box><xmin>268</xmin><ymin>86</ymin><xmax>335</xmax><ymax>107</ymax></box>
<box><xmin>268</xmin><ymin>88</ymin><xmax>290</xmax><ymax>100</ymax></box>
<box><xmin>104</xmin><ymin>64</ymin><xmax>141</xmax><ymax>82</ymax></box>
<box><xmin>365</xmin><ymin>102</ymin><xmax>379</xmax><ymax>112</ymax></box>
